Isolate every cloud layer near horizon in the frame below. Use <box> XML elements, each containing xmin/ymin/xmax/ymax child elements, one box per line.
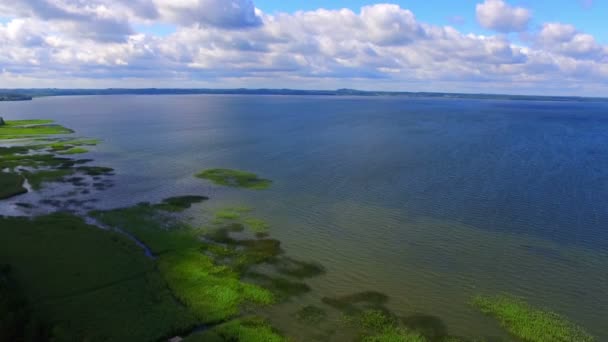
<box><xmin>0</xmin><ymin>0</ymin><xmax>607</xmax><ymax>95</ymax></box>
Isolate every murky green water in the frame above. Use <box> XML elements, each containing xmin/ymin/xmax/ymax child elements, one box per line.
<box><xmin>2</xmin><ymin>95</ymin><xmax>607</xmax><ymax>340</ymax></box>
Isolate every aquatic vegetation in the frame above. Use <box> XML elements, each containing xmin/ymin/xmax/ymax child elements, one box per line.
<box><xmin>23</xmin><ymin>169</ymin><xmax>74</xmax><ymax>190</ymax></box>
<box><xmin>353</xmin><ymin>310</ymin><xmax>427</xmax><ymax>342</ymax></box>
<box><xmin>323</xmin><ymin>291</ymin><xmax>390</xmax><ymax>314</ymax></box>
<box><xmin>155</xmin><ymin>195</ymin><xmax>208</xmax><ymax>212</ymax></box>
<box><xmin>93</xmin><ymin>202</ymin><xmax>276</xmax><ymax>324</ymax></box>
<box><xmin>401</xmin><ymin>314</ymin><xmax>448</xmax><ymax>340</ymax></box>
<box><xmin>0</xmin><ymin>120</ymin><xmax>73</xmax><ymax>138</ymax></box>
<box><xmin>472</xmin><ymin>294</ymin><xmax>595</xmax><ymax>342</ymax></box>
<box><xmin>242</xmin><ymin>217</ymin><xmax>270</xmax><ymax>234</ymax></box>
<box><xmin>183</xmin><ymin>317</ymin><xmax>286</xmax><ymax>342</ymax></box>
<box><xmin>244</xmin><ymin>272</ymin><xmax>311</xmax><ymax>299</ymax></box>
<box><xmin>57</xmin><ymin>147</ymin><xmax>88</xmax><ymax>155</ymax></box>
<box><xmin>49</xmin><ymin>138</ymin><xmax>100</xmax><ymax>151</ymax></box>
<box><xmin>215</xmin><ymin>207</ymin><xmax>247</xmax><ymax>220</ymax></box>
<box><xmin>0</xmin><ymin>172</ymin><xmax>27</xmax><ymax>199</ymax></box>
<box><xmin>91</xmin><ymin>203</ymin><xmax>200</xmax><ymax>255</ymax></box>
<box><xmin>76</xmin><ymin>166</ymin><xmax>114</xmax><ymax>176</ymax></box>
<box><xmin>272</xmin><ymin>256</ymin><xmax>326</xmax><ymax>278</ymax></box>
<box><xmin>295</xmin><ymin>305</ymin><xmax>328</xmax><ymax>325</ymax></box>
<box><xmin>0</xmin><ymin>213</ymin><xmax>197</xmax><ymax>341</ymax></box>
<box><xmin>158</xmin><ymin>249</ymin><xmax>274</xmax><ymax>323</ymax></box>
<box><xmin>196</xmin><ymin>168</ymin><xmax>272</xmax><ymax>190</ymax></box>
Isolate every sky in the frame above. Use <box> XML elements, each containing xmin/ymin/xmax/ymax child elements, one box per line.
<box><xmin>0</xmin><ymin>0</ymin><xmax>607</xmax><ymax>96</ymax></box>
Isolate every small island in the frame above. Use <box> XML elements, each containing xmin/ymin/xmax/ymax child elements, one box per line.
<box><xmin>0</xmin><ymin>94</ymin><xmax>33</xmax><ymax>101</ymax></box>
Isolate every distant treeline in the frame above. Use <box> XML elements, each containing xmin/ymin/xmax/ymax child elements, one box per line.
<box><xmin>0</xmin><ymin>88</ymin><xmax>606</xmax><ymax>102</ymax></box>
<box><xmin>0</xmin><ymin>94</ymin><xmax>33</xmax><ymax>101</ymax></box>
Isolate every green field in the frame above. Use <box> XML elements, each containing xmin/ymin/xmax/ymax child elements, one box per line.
<box><xmin>0</xmin><ymin>120</ymin><xmax>73</xmax><ymax>138</ymax></box>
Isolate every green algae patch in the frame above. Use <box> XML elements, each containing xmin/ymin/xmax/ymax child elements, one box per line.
<box><xmin>196</xmin><ymin>168</ymin><xmax>272</xmax><ymax>190</ymax></box>
<box><xmin>184</xmin><ymin>317</ymin><xmax>286</xmax><ymax>342</ymax></box>
<box><xmin>472</xmin><ymin>294</ymin><xmax>595</xmax><ymax>342</ymax></box>
<box><xmin>350</xmin><ymin>310</ymin><xmax>427</xmax><ymax>342</ymax></box>
<box><xmin>0</xmin><ymin>120</ymin><xmax>73</xmax><ymax>139</ymax></box>
<box><xmin>0</xmin><ymin>213</ymin><xmax>197</xmax><ymax>342</ymax></box>
<box><xmin>159</xmin><ymin>250</ymin><xmax>274</xmax><ymax>323</ymax></box>
<box><xmin>0</xmin><ymin>172</ymin><xmax>27</xmax><ymax>199</ymax></box>
<box><xmin>49</xmin><ymin>138</ymin><xmax>100</xmax><ymax>152</ymax></box>
<box><xmin>243</xmin><ymin>217</ymin><xmax>270</xmax><ymax>234</ymax></box>
<box><xmin>295</xmin><ymin>305</ymin><xmax>328</xmax><ymax>325</ymax></box>
<box><xmin>57</xmin><ymin>147</ymin><xmax>88</xmax><ymax>155</ymax></box>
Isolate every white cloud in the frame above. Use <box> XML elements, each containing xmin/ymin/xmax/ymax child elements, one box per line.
<box><xmin>0</xmin><ymin>1</ymin><xmax>607</xmax><ymax>95</ymax></box>
<box><xmin>476</xmin><ymin>0</ymin><xmax>531</xmax><ymax>33</ymax></box>
<box><xmin>536</xmin><ymin>23</ymin><xmax>606</xmax><ymax>59</ymax></box>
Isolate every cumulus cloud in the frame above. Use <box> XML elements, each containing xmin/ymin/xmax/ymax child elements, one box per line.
<box><xmin>536</xmin><ymin>23</ymin><xmax>607</xmax><ymax>59</ymax></box>
<box><xmin>0</xmin><ymin>1</ymin><xmax>607</xmax><ymax>95</ymax></box>
<box><xmin>476</xmin><ymin>0</ymin><xmax>531</xmax><ymax>33</ymax></box>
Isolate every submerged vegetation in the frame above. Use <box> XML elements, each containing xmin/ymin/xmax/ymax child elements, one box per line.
<box><xmin>196</xmin><ymin>168</ymin><xmax>272</xmax><ymax>190</ymax></box>
<box><xmin>472</xmin><ymin>295</ymin><xmax>595</xmax><ymax>342</ymax></box>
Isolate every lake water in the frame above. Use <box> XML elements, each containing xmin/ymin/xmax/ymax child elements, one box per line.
<box><xmin>2</xmin><ymin>95</ymin><xmax>607</xmax><ymax>340</ymax></box>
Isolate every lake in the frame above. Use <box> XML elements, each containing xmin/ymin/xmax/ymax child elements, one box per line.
<box><xmin>1</xmin><ymin>95</ymin><xmax>607</xmax><ymax>340</ymax></box>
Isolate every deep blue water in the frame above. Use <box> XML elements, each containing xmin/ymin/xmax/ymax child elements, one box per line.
<box><xmin>2</xmin><ymin>95</ymin><xmax>607</xmax><ymax>340</ymax></box>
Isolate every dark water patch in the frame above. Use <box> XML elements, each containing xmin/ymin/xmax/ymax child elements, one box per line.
<box><xmin>271</xmin><ymin>256</ymin><xmax>326</xmax><ymax>279</ymax></box>
<box><xmin>244</xmin><ymin>272</ymin><xmax>311</xmax><ymax>299</ymax></box>
<box><xmin>322</xmin><ymin>291</ymin><xmax>389</xmax><ymax>314</ymax></box>
<box><xmin>294</xmin><ymin>305</ymin><xmax>327</xmax><ymax>325</ymax></box>
<box><xmin>519</xmin><ymin>244</ymin><xmax>576</xmax><ymax>265</ymax></box>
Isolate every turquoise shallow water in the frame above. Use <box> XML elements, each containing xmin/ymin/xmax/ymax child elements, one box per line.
<box><xmin>1</xmin><ymin>95</ymin><xmax>608</xmax><ymax>340</ymax></box>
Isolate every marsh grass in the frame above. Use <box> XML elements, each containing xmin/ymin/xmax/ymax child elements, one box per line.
<box><xmin>196</xmin><ymin>168</ymin><xmax>272</xmax><ymax>190</ymax></box>
<box><xmin>93</xmin><ymin>202</ymin><xmax>277</xmax><ymax>324</ymax></box>
<box><xmin>23</xmin><ymin>169</ymin><xmax>75</xmax><ymax>190</ymax></box>
<box><xmin>57</xmin><ymin>147</ymin><xmax>88</xmax><ymax>155</ymax></box>
<box><xmin>472</xmin><ymin>294</ymin><xmax>595</xmax><ymax>342</ymax></box>
<box><xmin>159</xmin><ymin>250</ymin><xmax>275</xmax><ymax>323</ymax></box>
<box><xmin>0</xmin><ymin>120</ymin><xmax>73</xmax><ymax>138</ymax></box>
<box><xmin>0</xmin><ymin>172</ymin><xmax>27</xmax><ymax>199</ymax></box>
<box><xmin>0</xmin><ymin>213</ymin><xmax>197</xmax><ymax>341</ymax></box>
<box><xmin>350</xmin><ymin>310</ymin><xmax>427</xmax><ymax>342</ymax></box>
<box><xmin>183</xmin><ymin>317</ymin><xmax>286</xmax><ymax>342</ymax></box>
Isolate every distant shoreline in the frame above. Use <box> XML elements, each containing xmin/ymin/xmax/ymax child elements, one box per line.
<box><xmin>1</xmin><ymin>88</ymin><xmax>606</xmax><ymax>102</ymax></box>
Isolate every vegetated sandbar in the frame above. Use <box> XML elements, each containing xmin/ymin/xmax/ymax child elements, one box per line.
<box><xmin>196</xmin><ymin>168</ymin><xmax>272</xmax><ymax>190</ymax></box>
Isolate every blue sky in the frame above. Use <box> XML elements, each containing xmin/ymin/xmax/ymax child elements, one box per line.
<box><xmin>259</xmin><ymin>0</ymin><xmax>608</xmax><ymax>43</ymax></box>
<box><xmin>0</xmin><ymin>0</ymin><xmax>607</xmax><ymax>96</ymax></box>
